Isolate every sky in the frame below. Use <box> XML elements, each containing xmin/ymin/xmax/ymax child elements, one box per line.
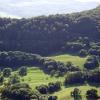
<box><xmin>0</xmin><ymin>0</ymin><xmax>100</xmax><ymax>18</ymax></box>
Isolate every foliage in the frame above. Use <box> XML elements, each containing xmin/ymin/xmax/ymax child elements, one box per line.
<box><xmin>36</xmin><ymin>81</ymin><xmax>61</xmax><ymax>94</ymax></box>
<box><xmin>86</xmin><ymin>89</ymin><xmax>99</xmax><ymax>100</ymax></box>
<box><xmin>64</xmin><ymin>71</ymin><xmax>85</xmax><ymax>85</ymax></box>
<box><xmin>3</xmin><ymin>68</ymin><xmax>12</xmax><ymax>77</ymax></box>
<box><xmin>84</xmin><ymin>56</ymin><xmax>99</xmax><ymax>70</ymax></box>
<box><xmin>8</xmin><ymin>74</ymin><xmax>20</xmax><ymax>84</ymax></box>
<box><xmin>71</xmin><ymin>88</ymin><xmax>82</xmax><ymax>100</ymax></box>
<box><xmin>1</xmin><ymin>83</ymin><xmax>40</xmax><ymax>100</ymax></box>
<box><xmin>19</xmin><ymin>66</ymin><xmax>27</xmax><ymax>76</ymax></box>
<box><xmin>0</xmin><ymin>6</ymin><xmax>100</xmax><ymax>55</ymax></box>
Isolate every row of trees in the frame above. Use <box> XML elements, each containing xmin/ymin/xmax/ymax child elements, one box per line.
<box><xmin>1</xmin><ymin>83</ymin><xmax>57</xmax><ymax>100</ymax></box>
<box><xmin>0</xmin><ymin>51</ymin><xmax>42</xmax><ymax>67</ymax></box>
<box><xmin>0</xmin><ymin>51</ymin><xmax>81</xmax><ymax>77</ymax></box>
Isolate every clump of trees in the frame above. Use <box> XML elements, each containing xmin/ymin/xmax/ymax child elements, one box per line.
<box><xmin>84</xmin><ymin>56</ymin><xmax>99</xmax><ymax>70</ymax></box>
<box><xmin>86</xmin><ymin>89</ymin><xmax>100</xmax><ymax>100</ymax></box>
<box><xmin>0</xmin><ymin>51</ymin><xmax>42</xmax><ymax>67</ymax></box>
<box><xmin>1</xmin><ymin>83</ymin><xmax>40</xmax><ymax>100</ymax></box>
<box><xmin>65</xmin><ymin>69</ymin><xmax>100</xmax><ymax>86</ymax></box>
<box><xmin>42</xmin><ymin>59</ymin><xmax>80</xmax><ymax>76</ymax></box>
<box><xmin>36</xmin><ymin>81</ymin><xmax>61</xmax><ymax>94</ymax></box>
<box><xmin>65</xmin><ymin>71</ymin><xmax>85</xmax><ymax>85</ymax></box>
<box><xmin>63</xmin><ymin>37</ymin><xmax>90</xmax><ymax>55</ymax></box>
<box><xmin>3</xmin><ymin>68</ymin><xmax>12</xmax><ymax>77</ymax></box>
<box><xmin>18</xmin><ymin>66</ymin><xmax>27</xmax><ymax>76</ymax></box>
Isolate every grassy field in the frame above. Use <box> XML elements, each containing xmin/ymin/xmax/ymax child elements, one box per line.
<box><xmin>47</xmin><ymin>54</ymin><xmax>87</xmax><ymax>69</ymax></box>
<box><xmin>54</xmin><ymin>85</ymin><xmax>100</xmax><ymax>100</ymax></box>
<box><xmin>19</xmin><ymin>67</ymin><xmax>100</xmax><ymax>100</ymax></box>
<box><xmin>20</xmin><ymin>67</ymin><xmax>65</xmax><ymax>89</ymax></box>
<box><xmin>3</xmin><ymin>54</ymin><xmax>100</xmax><ymax>100</ymax></box>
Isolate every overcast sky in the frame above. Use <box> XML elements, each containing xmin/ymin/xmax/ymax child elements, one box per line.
<box><xmin>0</xmin><ymin>0</ymin><xmax>100</xmax><ymax>18</ymax></box>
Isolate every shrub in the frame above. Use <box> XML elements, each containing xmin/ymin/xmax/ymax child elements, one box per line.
<box><xmin>71</xmin><ymin>88</ymin><xmax>82</xmax><ymax>100</ymax></box>
<box><xmin>9</xmin><ymin>74</ymin><xmax>20</xmax><ymax>84</ymax></box>
<box><xmin>86</xmin><ymin>89</ymin><xmax>99</xmax><ymax>100</ymax></box>
<box><xmin>3</xmin><ymin>68</ymin><xmax>12</xmax><ymax>77</ymax></box>
<box><xmin>84</xmin><ymin>56</ymin><xmax>99</xmax><ymax>70</ymax></box>
<box><xmin>19</xmin><ymin>66</ymin><xmax>27</xmax><ymax>76</ymax></box>
<box><xmin>65</xmin><ymin>71</ymin><xmax>85</xmax><ymax>85</ymax></box>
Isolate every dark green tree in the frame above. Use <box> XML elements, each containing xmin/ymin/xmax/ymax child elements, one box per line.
<box><xmin>19</xmin><ymin>66</ymin><xmax>27</xmax><ymax>76</ymax></box>
<box><xmin>3</xmin><ymin>68</ymin><xmax>12</xmax><ymax>77</ymax></box>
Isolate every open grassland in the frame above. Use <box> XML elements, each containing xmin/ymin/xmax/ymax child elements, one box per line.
<box><xmin>47</xmin><ymin>54</ymin><xmax>87</xmax><ymax>69</ymax></box>
<box><xmin>19</xmin><ymin>67</ymin><xmax>100</xmax><ymax>100</ymax></box>
<box><xmin>20</xmin><ymin>67</ymin><xmax>65</xmax><ymax>89</ymax></box>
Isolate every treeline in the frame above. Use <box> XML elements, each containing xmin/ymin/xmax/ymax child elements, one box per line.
<box><xmin>0</xmin><ymin>51</ymin><xmax>80</xmax><ymax>76</ymax></box>
<box><xmin>0</xmin><ymin>51</ymin><xmax>42</xmax><ymax>67</ymax></box>
<box><xmin>0</xmin><ymin>6</ymin><xmax>100</xmax><ymax>55</ymax></box>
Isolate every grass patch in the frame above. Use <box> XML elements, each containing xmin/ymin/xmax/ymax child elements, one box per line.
<box><xmin>54</xmin><ymin>85</ymin><xmax>100</xmax><ymax>100</ymax></box>
<box><xmin>47</xmin><ymin>54</ymin><xmax>87</xmax><ymax>69</ymax></box>
<box><xmin>20</xmin><ymin>67</ymin><xmax>65</xmax><ymax>89</ymax></box>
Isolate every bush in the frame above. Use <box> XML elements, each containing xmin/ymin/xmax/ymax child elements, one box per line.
<box><xmin>79</xmin><ymin>49</ymin><xmax>88</xmax><ymax>57</ymax></box>
<box><xmin>36</xmin><ymin>82</ymin><xmax>61</xmax><ymax>94</ymax></box>
<box><xmin>36</xmin><ymin>85</ymin><xmax>48</xmax><ymax>94</ymax></box>
<box><xmin>65</xmin><ymin>71</ymin><xmax>85</xmax><ymax>85</ymax></box>
<box><xmin>71</xmin><ymin>88</ymin><xmax>82</xmax><ymax>100</ymax></box>
<box><xmin>0</xmin><ymin>75</ymin><xmax>4</xmax><ymax>84</ymax></box>
<box><xmin>3</xmin><ymin>68</ymin><xmax>12</xmax><ymax>77</ymax></box>
<box><xmin>86</xmin><ymin>89</ymin><xmax>99</xmax><ymax>100</ymax></box>
<box><xmin>19</xmin><ymin>66</ymin><xmax>27</xmax><ymax>76</ymax></box>
<box><xmin>84</xmin><ymin>56</ymin><xmax>99</xmax><ymax>70</ymax></box>
<box><xmin>87</xmin><ymin>69</ymin><xmax>100</xmax><ymax>83</ymax></box>
<box><xmin>9</xmin><ymin>74</ymin><xmax>20</xmax><ymax>84</ymax></box>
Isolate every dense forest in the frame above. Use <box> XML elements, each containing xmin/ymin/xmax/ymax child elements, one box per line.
<box><xmin>0</xmin><ymin>6</ymin><xmax>100</xmax><ymax>55</ymax></box>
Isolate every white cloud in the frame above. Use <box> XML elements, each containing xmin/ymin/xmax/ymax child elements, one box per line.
<box><xmin>75</xmin><ymin>0</ymin><xmax>100</xmax><ymax>2</ymax></box>
<box><xmin>0</xmin><ymin>0</ymin><xmax>99</xmax><ymax>18</ymax></box>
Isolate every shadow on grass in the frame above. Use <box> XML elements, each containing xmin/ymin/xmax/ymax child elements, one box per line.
<box><xmin>64</xmin><ymin>83</ymin><xmax>100</xmax><ymax>88</ymax></box>
<box><xmin>64</xmin><ymin>83</ymin><xmax>85</xmax><ymax>88</ymax></box>
<box><xmin>88</xmin><ymin>83</ymin><xmax>100</xmax><ymax>88</ymax></box>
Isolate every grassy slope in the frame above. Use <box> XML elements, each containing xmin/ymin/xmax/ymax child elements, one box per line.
<box><xmin>20</xmin><ymin>67</ymin><xmax>64</xmax><ymax>89</ymax></box>
<box><xmin>47</xmin><ymin>54</ymin><xmax>87</xmax><ymax>69</ymax></box>
<box><xmin>7</xmin><ymin>54</ymin><xmax>100</xmax><ymax>100</ymax></box>
<box><xmin>54</xmin><ymin>85</ymin><xmax>100</xmax><ymax>100</ymax></box>
<box><xmin>20</xmin><ymin>67</ymin><xmax>100</xmax><ymax>100</ymax></box>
